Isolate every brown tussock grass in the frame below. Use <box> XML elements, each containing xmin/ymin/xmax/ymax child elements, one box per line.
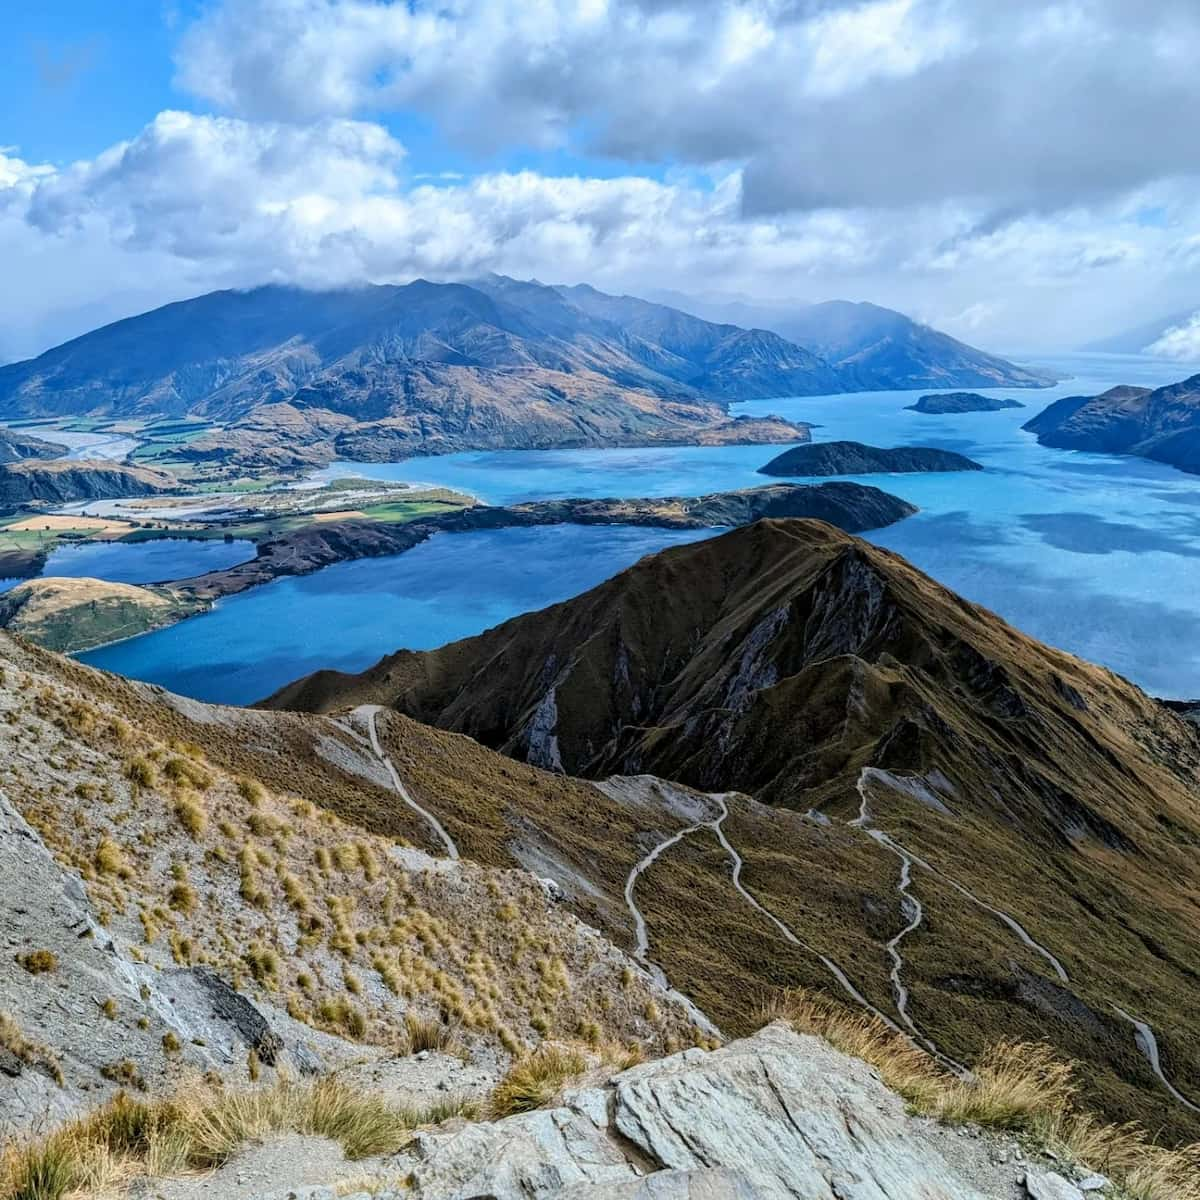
<box><xmin>0</xmin><ymin>1078</ymin><xmax>472</xmax><ymax>1200</ymax></box>
<box><xmin>765</xmin><ymin>988</ymin><xmax>1200</xmax><ymax>1200</ymax></box>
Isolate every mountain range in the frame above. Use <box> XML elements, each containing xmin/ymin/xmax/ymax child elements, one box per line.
<box><xmin>0</xmin><ymin>279</ymin><xmax>1053</xmax><ymax>468</ymax></box>
<box><xmin>655</xmin><ymin>293</ymin><xmax>1057</xmax><ymax>392</ymax></box>
<box><xmin>1023</xmin><ymin>375</ymin><xmax>1200</xmax><ymax>474</ymax></box>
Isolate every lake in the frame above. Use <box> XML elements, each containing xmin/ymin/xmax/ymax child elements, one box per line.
<box><xmin>81</xmin><ymin>526</ymin><xmax>713</xmax><ymax>703</ymax></box>
<box><xmin>81</xmin><ymin>352</ymin><xmax>1200</xmax><ymax>703</ymax></box>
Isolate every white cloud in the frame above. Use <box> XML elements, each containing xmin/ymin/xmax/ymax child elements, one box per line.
<box><xmin>1148</xmin><ymin>313</ymin><xmax>1200</xmax><ymax>362</ymax></box>
<box><xmin>3</xmin><ymin>106</ymin><xmax>1200</xmax><ymax>363</ymax></box>
<box><xmin>175</xmin><ymin>0</ymin><xmax>1200</xmax><ymax>215</ymax></box>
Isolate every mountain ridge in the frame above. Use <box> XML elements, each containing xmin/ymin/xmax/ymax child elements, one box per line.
<box><xmin>0</xmin><ymin>279</ymin><xmax>1052</xmax><ymax>469</ymax></box>
<box><xmin>1023</xmin><ymin>374</ymin><xmax>1200</xmax><ymax>474</ymax></box>
<box><xmin>267</xmin><ymin>517</ymin><xmax>1200</xmax><ymax>1142</ymax></box>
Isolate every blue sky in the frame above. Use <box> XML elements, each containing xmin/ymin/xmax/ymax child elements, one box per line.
<box><xmin>1</xmin><ymin>2</ymin><xmax>663</xmax><ymax>182</ymax></box>
<box><xmin>2</xmin><ymin>0</ymin><xmax>1200</xmax><ymax>363</ymax></box>
<box><xmin>2</xmin><ymin>2</ymin><xmax>187</xmax><ymax>163</ymax></box>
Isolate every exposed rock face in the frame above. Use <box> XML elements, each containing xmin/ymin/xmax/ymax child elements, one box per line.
<box><xmin>1023</xmin><ymin>375</ymin><xmax>1200</xmax><ymax>474</ymax></box>
<box><xmin>0</xmin><ymin>459</ymin><xmax>177</xmax><ymax>505</ymax></box>
<box><xmin>0</xmin><ymin>427</ymin><xmax>66</xmax><ymax>463</ymax></box>
<box><xmin>758</xmin><ymin>440</ymin><xmax>982</xmax><ymax>476</ymax></box>
<box><xmin>242</xmin><ymin>1026</ymin><xmax>1048</xmax><ymax>1199</ymax></box>
<box><xmin>905</xmin><ymin>392</ymin><xmax>1026</xmax><ymax>414</ymax></box>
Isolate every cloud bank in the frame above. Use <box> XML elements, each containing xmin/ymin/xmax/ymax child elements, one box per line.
<box><xmin>3</xmin><ymin>0</ymin><xmax>1200</xmax><ymax>360</ymax></box>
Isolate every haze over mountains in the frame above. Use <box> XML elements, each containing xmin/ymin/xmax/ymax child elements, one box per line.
<box><xmin>654</xmin><ymin>292</ymin><xmax>1056</xmax><ymax>391</ymax></box>
<box><xmin>0</xmin><ymin>278</ymin><xmax>1051</xmax><ymax>468</ymax></box>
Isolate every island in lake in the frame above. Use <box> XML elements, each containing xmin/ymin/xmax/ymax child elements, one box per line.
<box><xmin>905</xmin><ymin>391</ymin><xmax>1026</xmax><ymax>414</ymax></box>
<box><xmin>758</xmin><ymin>440</ymin><xmax>983</xmax><ymax>476</ymax></box>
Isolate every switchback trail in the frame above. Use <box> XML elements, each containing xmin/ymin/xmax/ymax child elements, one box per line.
<box><xmin>353</xmin><ymin>705</ymin><xmax>460</xmax><ymax>860</ymax></box>
<box><xmin>623</xmin><ymin>792</ymin><xmax>899</xmax><ymax>1033</ymax></box>
<box><xmin>1113</xmin><ymin>1006</ymin><xmax>1200</xmax><ymax>1114</ymax></box>
<box><xmin>854</xmin><ymin>770</ymin><xmax>1069</xmax><ymax>983</ymax></box>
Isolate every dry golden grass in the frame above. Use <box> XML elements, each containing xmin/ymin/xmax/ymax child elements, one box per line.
<box><xmin>0</xmin><ymin>1078</ymin><xmax>471</xmax><ymax>1200</ymax></box>
<box><xmin>488</xmin><ymin>1039</ymin><xmax>643</xmax><ymax>1118</ymax></box>
<box><xmin>766</xmin><ymin>988</ymin><xmax>1200</xmax><ymax>1200</ymax></box>
<box><xmin>489</xmin><ymin>1043</ymin><xmax>590</xmax><ymax>1117</ymax></box>
<box><xmin>0</xmin><ymin>1012</ymin><xmax>63</xmax><ymax>1087</ymax></box>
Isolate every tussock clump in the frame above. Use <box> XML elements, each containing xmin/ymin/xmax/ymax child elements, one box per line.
<box><xmin>0</xmin><ymin>1078</ymin><xmax>460</xmax><ymax>1200</ymax></box>
<box><xmin>94</xmin><ymin>837</ymin><xmax>131</xmax><ymax>879</ymax></box>
<box><xmin>125</xmin><ymin>756</ymin><xmax>157</xmax><ymax>789</ymax></box>
<box><xmin>16</xmin><ymin>950</ymin><xmax>58</xmax><ymax>976</ymax></box>
<box><xmin>489</xmin><ymin>1043</ymin><xmax>591</xmax><ymax>1117</ymax></box>
<box><xmin>0</xmin><ymin>1012</ymin><xmax>63</xmax><ymax>1086</ymax></box>
<box><xmin>163</xmin><ymin>755</ymin><xmax>212</xmax><ymax>791</ymax></box>
<box><xmin>173</xmin><ymin>794</ymin><xmax>206</xmax><ymax>838</ymax></box>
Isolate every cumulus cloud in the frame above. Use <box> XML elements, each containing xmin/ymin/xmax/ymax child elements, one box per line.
<box><xmin>175</xmin><ymin>0</ymin><xmax>1200</xmax><ymax>215</ymax></box>
<box><xmin>1</xmin><ymin>102</ymin><xmax>1198</xmax><ymax>362</ymax></box>
<box><xmin>1148</xmin><ymin>313</ymin><xmax>1200</xmax><ymax>362</ymax></box>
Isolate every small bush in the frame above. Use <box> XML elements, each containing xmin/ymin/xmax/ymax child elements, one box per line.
<box><xmin>17</xmin><ymin>950</ymin><xmax>58</xmax><ymax>976</ymax></box>
<box><xmin>490</xmin><ymin>1043</ymin><xmax>589</xmax><ymax>1117</ymax></box>
<box><xmin>94</xmin><ymin>837</ymin><xmax>132</xmax><ymax>880</ymax></box>
<box><xmin>173</xmin><ymin>795</ymin><xmax>206</xmax><ymax>838</ymax></box>
<box><xmin>125</xmin><ymin>757</ymin><xmax>157</xmax><ymax>789</ymax></box>
<box><xmin>163</xmin><ymin>756</ymin><xmax>212</xmax><ymax>791</ymax></box>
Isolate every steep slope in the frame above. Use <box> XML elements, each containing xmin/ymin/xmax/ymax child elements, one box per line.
<box><xmin>1023</xmin><ymin>376</ymin><xmax>1200</xmax><ymax>473</ymax></box>
<box><xmin>0</xmin><ymin>459</ymin><xmax>178</xmax><ymax>505</ymax></box>
<box><xmin>547</xmin><ymin>281</ymin><xmax>845</xmax><ymax>397</ymax></box>
<box><xmin>758</xmin><ymin>441</ymin><xmax>982</xmax><ymax>476</ymax></box>
<box><xmin>659</xmin><ymin>293</ymin><xmax>1056</xmax><ymax>390</ymax></box>
<box><xmin>0</xmin><ymin>632</ymin><xmax>709</xmax><ymax>1137</ymax></box>
<box><xmin>777</xmin><ymin>301</ymin><xmax>1055</xmax><ymax>390</ymax></box>
<box><xmin>270</xmin><ymin>519</ymin><xmax>1200</xmax><ymax>1141</ymax></box>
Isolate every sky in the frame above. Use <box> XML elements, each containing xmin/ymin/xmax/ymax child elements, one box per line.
<box><xmin>3</xmin><ymin>0</ymin><xmax>1200</xmax><ymax>363</ymax></box>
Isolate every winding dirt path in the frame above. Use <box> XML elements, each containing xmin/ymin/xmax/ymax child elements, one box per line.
<box><xmin>354</xmin><ymin>705</ymin><xmax>460</xmax><ymax>860</ymax></box>
<box><xmin>853</xmin><ymin>769</ymin><xmax>1200</xmax><ymax>1113</ymax></box>
<box><xmin>854</xmin><ymin>770</ymin><xmax>1069</xmax><ymax>983</ymax></box>
<box><xmin>623</xmin><ymin>792</ymin><xmax>898</xmax><ymax>1032</ymax></box>
<box><xmin>1113</xmin><ymin>1006</ymin><xmax>1200</xmax><ymax>1114</ymax></box>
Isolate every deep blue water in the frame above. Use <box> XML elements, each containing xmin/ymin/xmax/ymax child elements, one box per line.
<box><xmin>80</xmin><ymin>526</ymin><xmax>713</xmax><ymax>704</ymax></box>
<box><xmin>41</xmin><ymin>538</ymin><xmax>254</xmax><ymax>583</ymax></box>
<box><xmin>80</xmin><ymin>352</ymin><xmax>1200</xmax><ymax>702</ymax></box>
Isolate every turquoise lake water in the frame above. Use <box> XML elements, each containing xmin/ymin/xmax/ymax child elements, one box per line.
<box><xmin>41</xmin><ymin>538</ymin><xmax>254</xmax><ymax>583</ymax></box>
<box><xmin>81</xmin><ymin>526</ymin><xmax>713</xmax><ymax>703</ymax></box>
<box><xmin>0</xmin><ymin>538</ymin><xmax>254</xmax><ymax>596</ymax></box>
<box><xmin>81</xmin><ymin>352</ymin><xmax>1200</xmax><ymax>703</ymax></box>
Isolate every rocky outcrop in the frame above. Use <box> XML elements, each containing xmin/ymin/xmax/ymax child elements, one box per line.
<box><xmin>0</xmin><ymin>459</ymin><xmax>177</xmax><ymax>505</ymax></box>
<box><xmin>0</xmin><ymin>427</ymin><xmax>66</xmax><ymax>463</ymax></box>
<box><xmin>758</xmin><ymin>440</ymin><xmax>982</xmax><ymax>476</ymax></box>
<box><xmin>905</xmin><ymin>392</ymin><xmax>1026</xmax><ymax>414</ymax></box>
<box><xmin>1023</xmin><ymin>375</ymin><xmax>1200</xmax><ymax>474</ymax></box>
<box><xmin>237</xmin><ymin>1025</ymin><xmax>1089</xmax><ymax>1199</ymax></box>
